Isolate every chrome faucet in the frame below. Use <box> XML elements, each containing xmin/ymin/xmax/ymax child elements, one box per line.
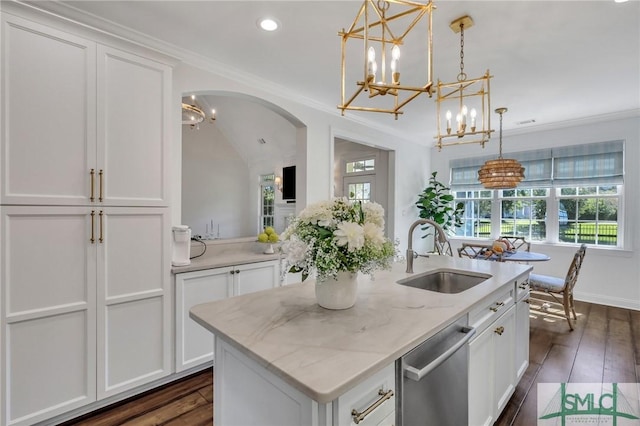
<box><xmin>406</xmin><ymin>219</ymin><xmax>448</xmax><ymax>273</ymax></box>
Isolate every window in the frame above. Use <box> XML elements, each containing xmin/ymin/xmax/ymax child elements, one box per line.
<box><xmin>260</xmin><ymin>174</ymin><xmax>276</xmax><ymax>230</ymax></box>
<box><xmin>346</xmin><ymin>158</ymin><xmax>375</xmax><ymax>173</ymax></box>
<box><xmin>454</xmin><ymin>190</ymin><xmax>492</xmax><ymax>238</ymax></box>
<box><xmin>500</xmin><ymin>188</ymin><xmax>548</xmax><ymax>241</ymax></box>
<box><xmin>558</xmin><ymin>185</ymin><xmax>620</xmax><ymax>246</ymax></box>
<box><xmin>450</xmin><ymin>141</ymin><xmax>624</xmax><ymax>247</ymax></box>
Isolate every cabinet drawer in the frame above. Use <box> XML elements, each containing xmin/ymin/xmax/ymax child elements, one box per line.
<box><xmin>515</xmin><ymin>274</ymin><xmax>530</xmax><ymax>301</ymax></box>
<box><xmin>336</xmin><ymin>364</ymin><xmax>395</xmax><ymax>426</ymax></box>
<box><xmin>469</xmin><ymin>286</ymin><xmax>514</xmax><ymax>333</ymax></box>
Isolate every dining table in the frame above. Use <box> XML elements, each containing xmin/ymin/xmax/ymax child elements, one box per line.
<box><xmin>500</xmin><ymin>250</ymin><xmax>551</xmax><ymax>262</ymax></box>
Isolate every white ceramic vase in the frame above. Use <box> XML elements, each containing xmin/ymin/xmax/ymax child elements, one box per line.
<box><xmin>315</xmin><ymin>271</ymin><xmax>358</xmax><ymax>310</ymax></box>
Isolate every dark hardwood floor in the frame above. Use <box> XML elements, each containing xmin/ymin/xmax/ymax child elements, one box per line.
<box><xmin>63</xmin><ymin>300</ymin><xmax>639</xmax><ymax>425</ymax></box>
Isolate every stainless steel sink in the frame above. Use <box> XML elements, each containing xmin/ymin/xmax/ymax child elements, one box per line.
<box><xmin>397</xmin><ymin>269</ymin><xmax>491</xmax><ymax>294</ymax></box>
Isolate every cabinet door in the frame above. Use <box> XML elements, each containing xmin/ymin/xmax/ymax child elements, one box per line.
<box><xmin>468</xmin><ymin>327</ymin><xmax>494</xmax><ymax>426</ymax></box>
<box><xmin>1</xmin><ymin>206</ymin><xmax>97</xmax><ymax>425</ymax></box>
<box><xmin>96</xmin><ymin>45</ymin><xmax>170</xmax><ymax>206</ymax></box>
<box><xmin>493</xmin><ymin>306</ymin><xmax>516</xmax><ymax>417</ymax></box>
<box><xmin>515</xmin><ymin>296</ymin><xmax>530</xmax><ymax>381</ymax></box>
<box><xmin>1</xmin><ymin>15</ymin><xmax>96</xmax><ymax>205</ymax></box>
<box><xmin>234</xmin><ymin>260</ymin><xmax>280</xmax><ymax>296</ymax></box>
<box><xmin>175</xmin><ymin>268</ymin><xmax>233</xmax><ymax>372</ymax></box>
<box><xmin>96</xmin><ymin>207</ymin><xmax>170</xmax><ymax>399</ymax></box>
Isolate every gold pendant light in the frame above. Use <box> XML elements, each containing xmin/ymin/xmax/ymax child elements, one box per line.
<box><xmin>478</xmin><ymin>108</ymin><xmax>525</xmax><ymax>189</ymax></box>
<box><xmin>337</xmin><ymin>0</ymin><xmax>435</xmax><ymax>119</ymax></box>
<box><xmin>435</xmin><ymin>15</ymin><xmax>493</xmax><ymax>150</ymax></box>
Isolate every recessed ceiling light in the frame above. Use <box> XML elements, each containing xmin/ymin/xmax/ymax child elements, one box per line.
<box><xmin>614</xmin><ymin>0</ymin><xmax>629</xmax><ymax>3</ymax></box>
<box><xmin>258</xmin><ymin>18</ymin><xmax>279</xmax><ymax>32</ymax></box>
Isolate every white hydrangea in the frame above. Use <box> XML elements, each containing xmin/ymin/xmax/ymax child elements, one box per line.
<box><xmin>298</xmin><ymin>200</ymin><xmax>334</xmax><ymax>227</ymax></box>
<box><xmin>362</xmin><ymin>222</ymin><xmax>385</xmax><ymax>248</ymax></box>
<box><xmin>281</xmin><ymin>234</ymin><xmax>308</xmax><ymax>265</ymax></box>
<box><xmin>333</xmin><ymin>221</ymin><xmax>365</xmax><ymax>252</ymax></box>
<box><xmin>362</xmin><ymin>202</ymin><xmax>385</xmax><ymax>228</ymax></box>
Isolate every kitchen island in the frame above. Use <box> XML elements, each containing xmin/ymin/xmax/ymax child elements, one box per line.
<box><xmin>190</xmin><ymin>256</ymin><xmax>532</xmax><ymax>425</ymax></box>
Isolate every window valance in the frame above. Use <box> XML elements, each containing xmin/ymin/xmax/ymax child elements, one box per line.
<box><xmin>450</xmin><ymin>140</ymin><xmax>623</xmax><ymax>190</ymax></box>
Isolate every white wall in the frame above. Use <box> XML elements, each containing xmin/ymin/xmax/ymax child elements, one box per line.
<box><xmin>172</xmin><ymin>63</ymin><xmax>432</xmax><ymax>253</ymax></box>
<box><xmin>181</xmin><ymin>124</ymin><xmax>252</xmax><ymax>238</ymax></box>
<box><xmin>430</xmin><ymin>114</ymin><xmax>640</xmax><ymax>310</ymax></box>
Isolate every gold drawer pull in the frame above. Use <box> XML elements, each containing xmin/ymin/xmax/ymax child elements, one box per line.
<box><xmin>90</xmin><ymin>210</ymin><xmax>96</xmax><ymax>244</ymax></box>
<box><xmin>99</xmin><ymin>211</ymin><xmax>104</xmax><ymax>243</ymax></box>
<box><xmin>490</xmin><ymin>306</ymin><xmax>498</xmax><ymax>312</ymax></box>
<box><xmin>519</xmin><ymin>284</ymin><xmax>528</xmax><ymax>289</ymax></box>
<box><xmin>351</xmin><ymin>389</ymin><xmax>394</xmax><ymax>424</ymax></box>
<box><xmin>524</xmin><ymin>299</ymin><xmax>530</xmax><ymax>304</ymax></box>
<box><xmin>496</xmin><ymin>302</ymin><xmax>505</xmax><ymax>307</ymax></box>
<box><xmin>90</xmin><ymin>169</ymin><xmax>95</xmax><ymax>202</ymax></box>
<box><xmin>495</xmin><ymin>326</ymin><xmax>505</xmax><ymax>336</ymax></box>
<box><xmin>98</xmin><ymin>169</ymin><xmax>104</xmax><ymax>202</ymax></box>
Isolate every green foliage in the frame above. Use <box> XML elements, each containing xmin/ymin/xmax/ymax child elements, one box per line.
<box><xmin>416</xmin><ymin>172</ymin><xmax>465</xmax><ymax>237</ymax></box>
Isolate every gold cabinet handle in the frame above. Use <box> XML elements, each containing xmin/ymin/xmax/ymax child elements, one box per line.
<box><xmin>490</xmin><ymin>306</ymin><xmax>499</xmax><ymax>312</ymax></box>
<box><xmin>496</xmin><ymin>302</ymin><xmax>505</xmax><ymax>307</ymax></box>
<box><xmin>98</xmin><ymin>169</ymin><xmax>104</xmax><ymax>202</ymax></box>
<box><xmin>351</xmin><ymin>389</ymin><xmax>394</xmax><ymax>425</ymax></box>
<box><xmin>495</xmin><ymin>326</ymin><xmax>505</xmax><ymax>336</ymax></box>
<box><xmin>99</xmin><ymin>210</ymin><xmax>104</xmax><ymax>243</ymax></box>
<box><xmin>230</xmin><ymin>270</ymin><xmax>235</xmax><ymax>275</ymax></box>
<box><xmin>519</xmin><ymin>283</ymin><xmax>528</xmax><ymax>289</ymax></box>
<box><xmin>90</xmin><ymin>169</ymin><xmax>95</xmax><ymax>202</ymax></box>
<box><xmin>90</xmin><ymin>210</ymin><xmax>96</xmax><ymax>244</ymax></box>
<box><xmin>524</xmin><ymin>299</ymin><xmax>530</xmax><ymax>304</ymax></box>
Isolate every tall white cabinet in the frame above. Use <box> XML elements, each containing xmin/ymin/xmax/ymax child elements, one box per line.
<box><xmin>1</xmin><ymin>8</ymin><xmax>172</xmax><ymax>426</ymax></box>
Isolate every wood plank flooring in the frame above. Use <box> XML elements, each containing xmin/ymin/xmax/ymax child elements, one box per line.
<box><xmin>63</xmin><ymin>300</ymin><xmax>639</xmax><ymax>425</ymax></box>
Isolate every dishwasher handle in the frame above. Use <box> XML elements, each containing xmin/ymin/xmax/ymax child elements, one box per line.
<box><xmin>403</xmin><ymin>326</ymin><xmax>476</xmax><ymax>382</ymax></box>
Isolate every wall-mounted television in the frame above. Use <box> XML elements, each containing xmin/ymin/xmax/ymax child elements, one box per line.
<box><xmin>282</xmin><ymin>165</ymin><xmax>296</xmax><ymax>201</ymax></box>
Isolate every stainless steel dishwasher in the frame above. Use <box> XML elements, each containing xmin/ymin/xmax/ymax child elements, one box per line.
<box><xmin>396</xmin><ymin>316</ymin><xmax>476</xmax><ymax>426</ymax></box>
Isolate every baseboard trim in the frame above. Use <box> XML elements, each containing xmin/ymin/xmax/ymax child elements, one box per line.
<box><xmin>574</xmin><ymin>291</ymin><xmax>640</xmax><ymax>311</ymax></box>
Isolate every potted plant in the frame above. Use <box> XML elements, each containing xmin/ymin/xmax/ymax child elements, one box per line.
<box><xmin>280</xmin><ymin>198</ymin><xmax>395</xmax><ymax>309</ymax></box>
<box><xmin>416</xmin><ymin>171</ymin><xmax>465</xmax><ymax>238</ymax></box>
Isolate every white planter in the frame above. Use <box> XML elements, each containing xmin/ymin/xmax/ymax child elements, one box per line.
<box><xmin>315</xmin><ymin>272</ymin><xmax>358</xmax><ymax>310</ymax></box>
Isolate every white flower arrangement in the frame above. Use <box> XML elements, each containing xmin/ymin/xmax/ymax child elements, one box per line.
<box><xmin>281</xmin><ymin>198</ymin><xmax>395</xmax><ymax>282</ymax></box>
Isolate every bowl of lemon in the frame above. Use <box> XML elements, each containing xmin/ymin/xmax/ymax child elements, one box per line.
<box><xmin>257</xmin><ymin>227</ymin><xmax>279</xmax><ymax>254</ymax></box>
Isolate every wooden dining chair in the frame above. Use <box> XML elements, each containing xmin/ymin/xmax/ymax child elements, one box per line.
<box><xmin>457</xmin><ymin>242</ymin><xmax>503</xmax><ymax>261</ymax></box>
<box><xmin>498</xmin><ymin>236</ymin><xmax>531</xmax><ymax>252</ymax></box>
<box><xmin>434</xmin><ymin>236</ymin><xmax>454</xmax><ymax>257</ymax></box>
<box><xmin>528</xmin><ymin>244</ymin><xmax>587</xmax><ymax>331</ymax></box>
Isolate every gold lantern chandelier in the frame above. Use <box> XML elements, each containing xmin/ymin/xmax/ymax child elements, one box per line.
<box><xmin>337</xmin><ymin>0</ymin><xmax>435</xmax><ymax>119</ymax></box>
<box><xmin>182</xmin><ymin>95</ymin><xmax>216</xmax><ymax>130</ymax></box>
<box><xmin>478</xmin><ymin>108</ymin><xmax>525</xmax><ymax>189</ymax></box>
<box><xmin>435</xmin><ymin>15</ymin><xmax>492</xmax><ymax>150</ymax></box>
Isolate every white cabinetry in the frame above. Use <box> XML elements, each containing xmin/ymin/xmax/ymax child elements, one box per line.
<box><xmin>515</xmin><ymin>279</ymin><xmax>530</xmax><ymax>381</ymax></box>
<box><xmin>468</xmin><ymin>275</ymin><xmax>528</xmax><ymax>426</ymax></box>
<box><xmin>1</xmin><ymin>15</ymin><xmax>170</xmax><ymax>206</ymax></box>
<box><xmin>175</xmin><ymin>260</ymin><xmax>279</xmax><ymax>372</ymax></box>
<box><xmin>0</xmin><ymin>10</ymin><xmax>172</xmax><ymax>426</ymax></box>
<box><xmin>213</xmin><ymin>338</ymin><xmax>394</xmax><ymax>426</ymax></box>
<box><xmin>1</xmin><ymin>206</ymin><xmax>170</xmax><ymax>424</ymax></box>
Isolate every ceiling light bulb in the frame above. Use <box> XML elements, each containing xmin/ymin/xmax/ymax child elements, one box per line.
<box><xmin>367</xmin><ymin>46</ymin><xmax>376</xmax><ymax>63</ymax></box>
<box><xmin>191</xmin><ymin>95</ymin><xmax>195</xmax><ymax>101</ymax></box>
<box><xmin>259</xmin><ymin>18</ymin><xmax>278</xmax><ymax>31</ymax></box>
<box><xmin>391</xmin><ymin>45</ymin><xmax>400</xmax><ymax>61</ymax></box>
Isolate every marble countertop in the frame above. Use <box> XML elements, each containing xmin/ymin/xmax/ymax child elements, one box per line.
<box><xmin>172</xmin><ymin>239</ymin><xmax>281</xmax><ymax>274</ymax></box>
<box><xmin>189</xmin><ymin>256</ymin><xmax>531</xmax><ymax>403</ymax></box>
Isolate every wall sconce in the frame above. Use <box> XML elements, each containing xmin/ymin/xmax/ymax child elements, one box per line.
<box><xmin>274</xmin><ymin>176</ymin><xmax>282</xmax><ymax>192</ymax></box>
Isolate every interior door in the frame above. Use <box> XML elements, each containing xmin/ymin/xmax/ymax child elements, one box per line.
<box><xmin>343</xmin><ymin>175</ymin><xmax>375</xmax><ymax>203</ymax></box>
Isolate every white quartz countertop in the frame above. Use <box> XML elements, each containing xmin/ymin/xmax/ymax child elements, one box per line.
<box><xmin>190</xmin><ymin>256</ymin><xmax>531</xmax><ymax>403</ymax></box>
<box><xmin>171</xmin><ymin>239</ymin><xmax>280</xmax><ymax>274</ymax></box>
